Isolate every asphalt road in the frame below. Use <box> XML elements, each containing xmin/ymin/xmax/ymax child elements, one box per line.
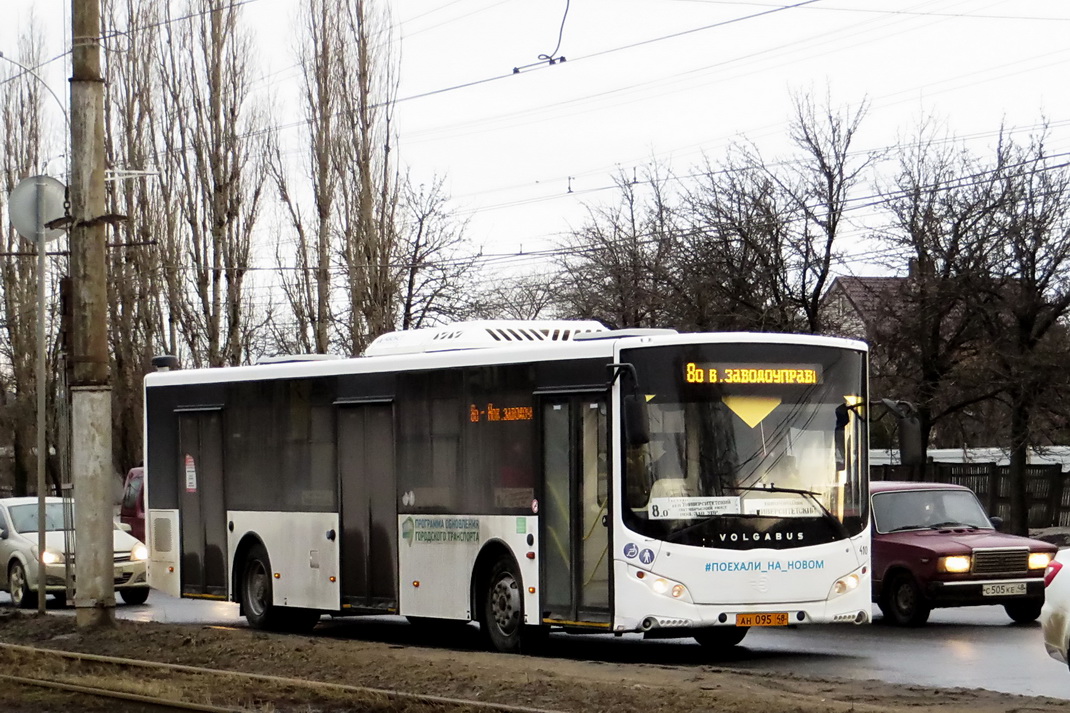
<box><xmin>12</xmin><ymin>591</ymin><xmax>1069</xmax><ymax>701</ymax></box>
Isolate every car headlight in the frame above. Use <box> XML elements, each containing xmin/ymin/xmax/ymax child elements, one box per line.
<box><xmin>40</xmin><ymin>550</ymin><xmax>63</xmax><ymax>565</ymax></box>
<box><xmin>1029</xmin><ymin>552</ymin><xmax>1053</xmax><ymax>570</ymax></box>
<box><xmin>938</xmin><ymin>555</ymin><xmax>972</xmax><ymax>573</ymax></box>
<box><xmin>130</xmin><ymin>544</ymin><xmax>149</xmax><ymax>562</ymax></box>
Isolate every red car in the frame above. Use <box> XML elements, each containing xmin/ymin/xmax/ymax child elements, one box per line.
<box><xmin>120</xmin><ymin>467</ymin><xmax>145</xmax><ymax>544</ymax></box>
<box><xmin>870</xmin><ymin>480</ymin><xmax>1056</xmax><ymax>626</ymax></box>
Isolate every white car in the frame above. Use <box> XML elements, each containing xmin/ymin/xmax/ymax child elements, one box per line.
<box><xmin>0</xmin><ymin>496</ymin><xmax>150</xmax><ymax>607</ymax></box>
<box><xmin>1041</xmin><ymin>549</ymin><xmax>1070</xmax><ymax>668</ymax></box>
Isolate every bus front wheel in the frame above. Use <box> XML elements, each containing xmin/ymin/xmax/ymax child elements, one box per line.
<box><xmin>693</xmin><ymin>626</ymin><xmax>748</xmax><ymax>649</ymax></box>
<box><xmin>482</xmin><ymin>557</ymin><xmax>533</xmax><ymax>654</ymax></box>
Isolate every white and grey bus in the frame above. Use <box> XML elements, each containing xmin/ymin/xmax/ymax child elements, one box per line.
<box><xmin>144</xmin><ymin>321</ymin><xmax>871</xmax><ymax>652</ymax></box>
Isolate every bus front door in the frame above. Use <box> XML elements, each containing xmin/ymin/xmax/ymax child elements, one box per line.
<box><xmin>176</xmin><ymin>409</ymin><xmax>227</xmax><ymax>598</ymax></box>
<box><xmin>540</xmin><ymin>395</ymin><xmax>610</xmax><ymax>627</ymax></box>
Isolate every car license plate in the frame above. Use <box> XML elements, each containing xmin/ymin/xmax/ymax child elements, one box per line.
<box><xmin>982</xmin><ymin>582</ymin><xmax>1027</xmax><ymax>596</ymax></box>
<box><xmin>736</xmin><ymin>612</ymin><xmax>789</xmax><ymax>627</ymax></box>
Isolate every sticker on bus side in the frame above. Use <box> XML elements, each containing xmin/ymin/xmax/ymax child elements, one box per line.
<box><xmin>184</xmin><ymin>454</ymin><xmax>197</xmax><ymax>493</ymax></box>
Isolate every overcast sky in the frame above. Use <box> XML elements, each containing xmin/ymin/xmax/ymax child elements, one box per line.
<box><xmin>5</xmin><ymin>0</ymin><xmax>1070</xmax><ymax>280</ymax></box>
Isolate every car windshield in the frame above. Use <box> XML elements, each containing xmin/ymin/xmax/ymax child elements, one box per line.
<box><xmin>872</xmin><ymin>489</ymin><xmax>993</xmax><ymax>533</ymax></box>
<box><xmin>7</xmin><ymin>503</ymin><xmax>71</xmax><ymax>533</ymax></box>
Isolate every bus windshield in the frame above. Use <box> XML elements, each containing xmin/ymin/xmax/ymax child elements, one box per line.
<box><xmin>621</xmin><ymin>342</ymin><xmax>867</xmax><ymax>548</ymax></box>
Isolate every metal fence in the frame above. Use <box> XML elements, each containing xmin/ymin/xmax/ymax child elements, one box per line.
<box><xmin>872</xmin><ymin>462</ymin><xmax>1070</xmax><ymax>529</ymax></box>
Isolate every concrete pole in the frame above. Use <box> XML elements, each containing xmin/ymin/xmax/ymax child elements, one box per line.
<box><xmin>35</xmin><ymin>177</ymin><xmax>47</xmax><ymax>616</ymax></box>
<box><xmin>70</xmin><ymin>0</ymin><xmax>115</xmax><ymax>628</ymax></box>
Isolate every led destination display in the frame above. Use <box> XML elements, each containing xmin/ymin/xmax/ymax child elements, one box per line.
<box><xmin>684</xmin><ymin>362</ymin><xmax>823</xmax><ymax>385</ymax></box>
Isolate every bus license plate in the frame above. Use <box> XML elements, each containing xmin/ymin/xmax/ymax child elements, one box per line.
<box><xmin>982</xmin><ymin>582</ymin><xmax>1027</xmax><ymax>596</ymax></box>
<box><xmin>736</xmin><ymin>612</ymin><xmax>789</xmax><ymax>627</ymax></box>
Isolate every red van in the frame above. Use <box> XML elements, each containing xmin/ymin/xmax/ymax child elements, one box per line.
<box><xmin>120</xmin><ymin>467</ymin><xmax>145</xmax><ymax>543</ymax></box>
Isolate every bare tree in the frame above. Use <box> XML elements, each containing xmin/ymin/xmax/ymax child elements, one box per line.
<box><xmin>395</xmin><ymin>174</ymin><xmax>479</xmax><ymax>329</ymax></box>
<box><xmin>267</xmin><ymin>0</ymin><xmax>344</xmax><ymax>355</ymax></box>
<box><xmin>975</xmin><ymin>130</ymin><xmax>1070</xmax><ymax>534</ymax></box>
<box><xmin>156</xmin><ymin>0</ymin><xmax>269</xmax><ymax>367</ymax></box>
<box><xmin>465</xmin><ymin>270</ymin><xmax>563</xmax><ymax>321</ymax></box>
<box><xmin>333</xmin><ymin>0</ymin><xmax>400</xmax><ymax>355</ymax></box>
<box><xmin>558</xmin><ymin>164</ymin><xmax>680</xmax><ymax>328</ymax></box>
<box><xmin>678</xmin><ymin>93</ymin><xmax>872</xmax><ymax>334</ymax></box>
<box><xmin>0</xmin><ymin>25</ymin><xmax>65</xmax><ymax>496</ymax></box>
<box><xmin>870</xmin><ymin>120</ymin><xmax>1006</xmax><ymax>459</ymax></box>
<box><xmin>679</xmin><ymin>148</ymin><xmax>800</xmax><ymax>331</ymax></box>
<box><xmin>102</xmin><ymin>0</ymin><xmax>169</xmax><ymax>473</ymax></box>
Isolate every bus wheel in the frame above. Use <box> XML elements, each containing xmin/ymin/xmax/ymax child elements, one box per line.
<box><xmin>241</xmin><ymin>543</ymin><xmax>318</xmax><ymax>633</ymax></box>
<box><xmin>242</xmin><ymin>543</ymin><xmax>279</xmax><ymax>629</ymax></box>
<box><xmin>482</xmin><ymin>558</ymin><xmax>523</xmax><ymax>653</ymax></box>
<box><xmin>693</xmin><ymin>626</ymin><xmax>748</xmax><ymax>649</ymax></box>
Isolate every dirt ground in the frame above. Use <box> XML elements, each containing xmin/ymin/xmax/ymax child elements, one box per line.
<box><xmin>0</xmin><ymin>610</ymin><xmax>1065</xmax><ymax>713</ymax></box>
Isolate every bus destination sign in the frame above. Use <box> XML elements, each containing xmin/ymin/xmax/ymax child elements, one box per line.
<box><xmin>684</xmin><ymin>362</ymin><xmax>823</xmax><ymax>386</ymax></box>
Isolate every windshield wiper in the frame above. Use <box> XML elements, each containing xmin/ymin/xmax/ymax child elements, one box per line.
<box><xmin>736</xmin><ymin>485</ymin><xmax>850</xmax><ymax>540</ymax></box>
<box><xmin>929</xmin><ymin>521</ymin><xmax>980</xmax><ymax>530</ymax></box>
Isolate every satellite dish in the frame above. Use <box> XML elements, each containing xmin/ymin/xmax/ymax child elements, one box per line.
<box><xmin>8</xmin><ymin>175</ymin><xmax>67</xmax><ymax>243</ymax></box>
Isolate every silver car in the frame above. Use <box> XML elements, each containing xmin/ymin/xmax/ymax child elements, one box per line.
<box><xmin>0</xmin><ymin>496</ymin><xmax>150</xmax><ymax>607</ymax></box>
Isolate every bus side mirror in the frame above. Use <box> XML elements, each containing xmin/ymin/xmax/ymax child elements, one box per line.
<box><xmin>624</xmin><ymin>394</ymin><xmax>650</xmax><ymax>446</ymax></box>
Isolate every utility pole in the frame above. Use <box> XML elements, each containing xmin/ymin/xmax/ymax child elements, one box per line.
<box><xmin>70</xmin><ymin>0</ymin><xmax>115</xmax><ymax>627</ymax></box>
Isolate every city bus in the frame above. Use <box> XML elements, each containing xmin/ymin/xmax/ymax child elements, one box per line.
<box><xmin>143</xmin><ymin>320</ymin><xmax>871</xmax><ymax>652</ymax></box>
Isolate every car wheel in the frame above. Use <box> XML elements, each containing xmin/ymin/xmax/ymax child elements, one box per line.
<box><xmin>694</xmin><ymin>626</ymin><xmax>749</xmax><ymax>649</ymax></box>
<box><xmin>9</xmin><ymin>561</ymin><xmax>37</xmax><ymax>610</ymax></box>
<box><xmin>879</xmin><ymin>573</ymin><xmax>930</xmax><ymax>626</ymax></box>
<box><xmin>1004</xmin><ymin>599</ymin><xmax>1042</xmax><ymax>624</ymax></box>
<box><xmin>120</xmin><ymin>588</ymin><xmax>150</xmax><ymax>605</ymax></box>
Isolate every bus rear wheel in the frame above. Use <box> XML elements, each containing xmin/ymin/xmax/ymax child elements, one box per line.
<box><xmin>241</xmin><ymin>543</ymin><xmax>318</xmax><ymax>633</ymax></box>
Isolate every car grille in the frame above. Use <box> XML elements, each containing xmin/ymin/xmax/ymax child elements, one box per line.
<box><xmin>972</xmin><ymin>548</ymin><xmax>1029</xmax><ymax>575</ymax></box>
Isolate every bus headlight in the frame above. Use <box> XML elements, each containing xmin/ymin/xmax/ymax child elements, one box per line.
<box><xmin>130</xmin><ymin>544</ymin><xmax>149</xmax><ymax>562</ymax></box>
<box><xmin>938</xmin><ymin>555</ymin><xmax>972</xmax><ymax>573</ymax></box>
<box><xmin>636</xmin><ymin>568</ymin><xmax>690</xmax><ymax>601</ymax></box>
<box><xmin>829</xmin><ymin>567</ymin><xmax>866</xmax><ymax>598</ymax></box>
